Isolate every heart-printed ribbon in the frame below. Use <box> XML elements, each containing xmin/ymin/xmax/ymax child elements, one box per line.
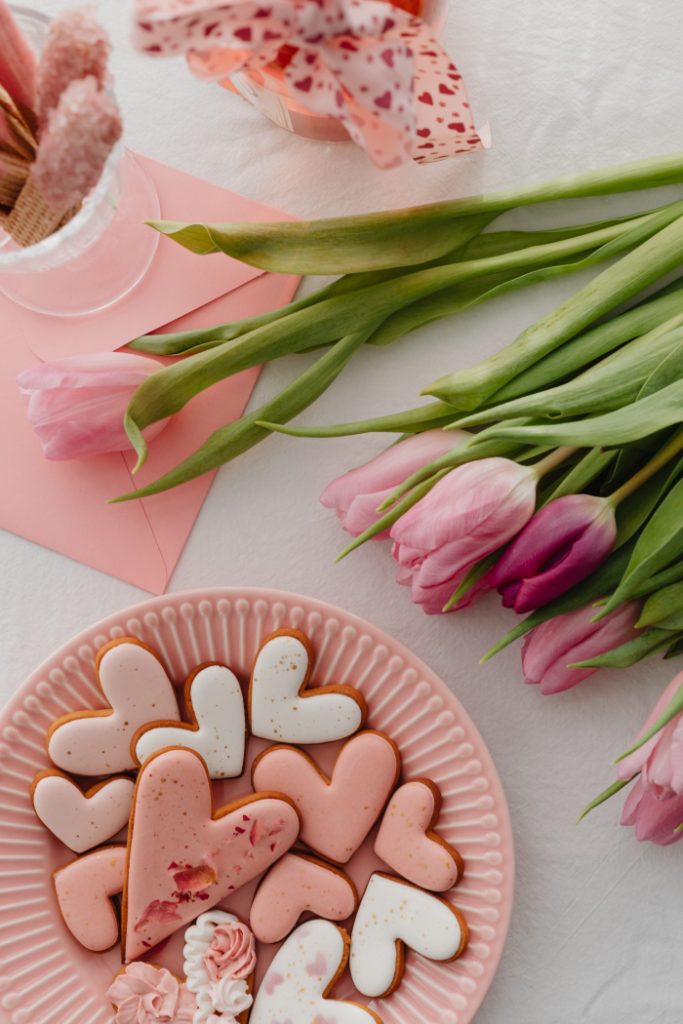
<box><xmin>133</xmin><ymin>0</ymin><xmax>486</xmax><ymax>167</ymax></box>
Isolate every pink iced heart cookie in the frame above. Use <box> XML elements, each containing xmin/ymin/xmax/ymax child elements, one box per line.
<box><xmin>122</xmin><ymin>747</ymin><xmax>300</xmax><ymax>961</ymax></box>
<box><xmin>350</xmin><ymin>873</ymin><xmax>468</xmax><ymax>998</ymax></box>
<box><xmin>134</xmin><ymin>663</ymin><xmax>246</xmax><ymax>779</ymax></box>
<box><xmin>250</xmin><ymin>853</ymin><xmax>358</xmax><ymax>943</ymax></box>
<box><xmin>54</xmin><ymin>845</ymin><xmax>126</xmax><ymax>952</ymax></box>
<box><xmin>250</xmin><ymin>920</ymin><xmax>383</xmax><ymax>1024</ymax></box>
<box><xmin>47</xmin><ymin>638</ymin><xmax>181</xmax><ymax>775</ymax></box>
<box><xmin>31</xmin><ymin>770</ymin><xmax>135</xmax><ymax>853</ymax></box>
<box><xmin>249</xmin><ymin>629</ymin><xmax>367</xmax><ymax>744</ymax></box>
<box><xmin>251</xmin><ymin>730</ymin><xmax>400</xmax><ymax>864</ymax></box>
<box><xmin>374</xmin><ymin>779</ymin><xmax>464</xmax><ymax>892</ymax></box>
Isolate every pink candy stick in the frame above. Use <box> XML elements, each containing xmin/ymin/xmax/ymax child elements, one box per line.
<box><xmin>0</xmin><ymin>0</ymin><xmax>36</xmax><ymax>111</ymax></box>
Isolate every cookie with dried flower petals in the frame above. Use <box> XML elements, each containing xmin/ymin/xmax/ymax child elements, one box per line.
<box><xmin>122</xmin><ymin>747</ymin><xmax>300</xmax><ymax>962</ymax></box>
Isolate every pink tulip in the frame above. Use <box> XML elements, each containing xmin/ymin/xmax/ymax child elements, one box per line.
<box><xmin>17</xmin><ymin>352</ymin><xmax>169</xmax><ymax>460</ymax></box>
<box><xmin>619</xmin><ymin>777</ymin><xmax>683</xmax><ymax>845</ymax></box>
<box><xmin>490</xmin><ymin>494</ymin><xmax>617</xmax><ymax>613</ymax></box>
<box><xmin>521</xmin><ymin>601</ymin><xmax>640</xmax><ymax>695</ymax></box>
<box><xmin>321</xmin><ymin>429</ymin><xmax>468</xmax><ymax>539</ymax></box>
<box><xmin>616</xmin><ymin>672</ymin><xmax>683</xmax><ymax>845</ymax></box>
<box><xmin>390</xmin><ymin>457</ymin><xmax>537</xmax><ymax>614</ymax></box>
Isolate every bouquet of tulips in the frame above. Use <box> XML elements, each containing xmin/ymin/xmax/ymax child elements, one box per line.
<box><xmin>122</xmin><ymin>152</ymin><xmax>683</xmax><ymax>846</ymax></box>
<box><xmin>19</xmin><ymin>151</ymin><xmax>683</xmax><ymax>844</ymax></box>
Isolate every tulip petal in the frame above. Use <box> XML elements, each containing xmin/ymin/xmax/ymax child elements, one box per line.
<box><xmin>491</xmin><ymin>495</ymin><xmax>616</xmax><ymax>613</ymax></box>
<box><xmin>321</xmin><ymin>430</ymin><xmax>465</xmax><ymax>538</ymax></box>
<box><xmin>623</xmin><ymin>780</ymin><xmax>683</xmax><ymax>845</ymax></box>
<box><xmin>522</xmin><ymin>602</ymin><xmax>639</xmax><ymax>695</ymax></box>
<box><xmin>618</xmin><ymin>672</ymin><xmax>683</xmax><ymax>779</ymax></box>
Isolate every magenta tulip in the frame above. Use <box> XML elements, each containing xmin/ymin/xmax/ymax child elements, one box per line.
<box><xmin>490</xmin><ymin>494</ymin><xmax>617</xmax><ymax>613</ymax></box>
<box><xmin>390</xmin><ymin>457</ymin><xmax>537</xmax><ymax>614</ymax></box>
<box><xmin>321</xmin><ymin>429</ymin><xmax>468</xmax><ymax>539</ymax></box>
<box><xmin>521</xmin><ymin>601</ymin><xmax>640</xmax><ymax>695</ymax></box>
<box><xmin>617</xmin><ymin>672</ymin><xmax>683</xmax><ymax>844</ymax></box>
<box><xmin>17</xmin><ymin>352</ymin><xmax>169</xmax><ymax>460</ymax></box>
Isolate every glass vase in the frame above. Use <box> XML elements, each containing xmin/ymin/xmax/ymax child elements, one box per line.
<box><xmin>0</xmin><ymin>6</ymin><xmax>160</xmax><ymax>317</ymax></box>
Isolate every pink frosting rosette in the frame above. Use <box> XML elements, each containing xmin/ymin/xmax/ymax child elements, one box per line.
<box><xmin>203</xmin><ymin>921</ymin><xmax>256</xmax><ymax>982</ymax></box>
<box><xmin>107</xmin><ymin>963</ymin><xmax>196</xmax><ymax>1024</ymax></box>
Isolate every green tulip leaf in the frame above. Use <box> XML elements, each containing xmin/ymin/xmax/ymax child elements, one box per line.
<box><xmin>614</xmin><ymin>679</ymin><xmax>683</xmax><ymax>764</ymax></box>
<box><xmin>443</xmin><ymin>551</ymin><xmax>499</xmax><ymax>612</ymax></box>
<box><xmin>665</xmin><ymin>636</ymin><xmax>683</xmax><ymax>660</ymax></box>
<box><xmin>577</xmin><ymin>775</ymin><xmax>637</xmax><ymax>824</ymax></box>
<box><xmin>475</xmin><ymin>376</ymin><xmax>683</xmax><ymax>450</ymax></box>
<box><xmin>570</xmin><ymin>627</ymin><xmax>675</xmax><ymax>669</ymax></box>
<box><xmin>425</xmin><ymin>205</ymin><xmax>683</xmax><ymax>409</ymax></box>
<box><xmin>147</xmin><ymin>152</ymin><xmax>683</xmax><ymax>274</ymax></box>
<box><xmin>114</xmin><ymin>329</ymin><xmax>371</xmax><ymax>501</ymax></box>
<box><xmin>613</xmin><ymin>454</ymin><xmax>683</xmax><ymax>549</ymax></box>
<box><xmin>256</xmin><ymin>401</ymin><xmax>458</xmax><ymax>438</ymax></box>
<box><xmin>600</xmin><ymin>477</ymin><xmax>683</xmax><ymax>615</ymax></box>
<box><xmin>638</xmin><ymin>582</ymin><xmax>683</xmax><ymax>628</ymax></box>
<box><xmin>486</xmin><ymin>278</ymin><xmax>683</xmax><ymax>405</ymax></box>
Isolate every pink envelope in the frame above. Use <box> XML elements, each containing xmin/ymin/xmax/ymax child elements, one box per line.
<box><xmin>0</xmin><ymin>156</ymin><xmax>298</xmax><ymax>592</ymax></box>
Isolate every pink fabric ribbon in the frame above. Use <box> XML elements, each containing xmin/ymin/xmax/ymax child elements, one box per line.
<box><xmin>133</xmin><ymin>0</ymin><xmax>486</xmax><ymax>167</ymax></box>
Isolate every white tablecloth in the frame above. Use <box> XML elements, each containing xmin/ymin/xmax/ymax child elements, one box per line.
<box><xmin>2</xmin><ymin>2</ymin><xmax>683</xmax><ymax>1020</ymax></box>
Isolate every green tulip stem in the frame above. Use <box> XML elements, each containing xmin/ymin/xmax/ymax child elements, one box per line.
<box><xmin>607</xmin><ymin>428</ymin><xmax>683</xmax><ymax>507</ymax></box>
<box><xmin>531</xmin><ymin>446</ymin><xmax>578</xmax><ymax>479</ymax></box>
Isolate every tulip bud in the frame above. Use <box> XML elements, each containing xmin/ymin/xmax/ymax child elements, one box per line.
<box><xmin>390</xmin><ymin>457</ymin><xmax>537</xmax><ymax>614</ymax></box>
<box><xmin>521</xmin><ymin>601</ymin><xmax>640</xmax><ymax>695</ymax></box>
<box><xmin>491</xmin><ymin>494</ymin><xmax>617</xmax><ymax>613</ymax></box>
<box><xmin>321</xmin><ymin>429</ymin><xmax>468</xmax><ymax>539</ymax></box>
<box><xmin>618</xmin><ymin>672</ymin><xmax>683</xmax><ymax>844</ymax></box>
<box><xmin>17</xmin><ymin>352</ymin><xmax>169</xmax><ymax>460</ymax></box>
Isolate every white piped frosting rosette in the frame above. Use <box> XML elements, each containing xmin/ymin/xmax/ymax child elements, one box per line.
<box><xmin>183</xmin><ymin>911</ymin><xmax>255</xmax><ymax>1024</ymax></box>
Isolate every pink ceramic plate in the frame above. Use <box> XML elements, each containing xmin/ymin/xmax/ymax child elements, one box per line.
<box><xmin>0</xmin><ymin>588</ymin><xmax>513</xmax><ymax>1024</ymax></box>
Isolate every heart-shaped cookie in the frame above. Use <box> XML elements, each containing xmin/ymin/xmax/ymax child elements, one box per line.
<box><xmin>251</xmin><ymin>730</ymin><xmax>400</xmax><ymax>863</ymax></box>
<box><xmin>374</xmin><ymin>779</ymin><xmax>464</xmax><ymax>891</ymax></box>
<box><xmin>54</xmin><ymin>845</ymin><xmax>126</xmax><ymax>952</ymax></box>
<box><xmin>249</xmin><ymin>629</ymin><xmax>367</xmax><ymax>744</ymax></box>
<box><xmin>250</xmin><ymin>919</ymin><xmax>383</xmax><ymax>1024</ymax></box>
<box><xmin>250</xmin><ymin>853</ymin><xmax>358</xmax><ymax>943</ymax></box>
<box><xmin>350</xmin><ymin>873</ymin><xmax>468</xmax><ymax>998</ymax></box>
<box><xmin>133</xmin><ymin>663</ymin><xmax>246</xmax><ymax>779</ymax></box>
<box><xmin>123</xmin><ymin>747</ymin><xmax>300</xmax><ymax>961</ymax></box>
<box><xmin>32</xmin><ymin>771</ymin><xmax>135</xmax><ymax>853</ymax></box>
<box><xmin>47</xmin><ymin>638</ymin><xmax>181</xmax><ymax>775</ymax></box>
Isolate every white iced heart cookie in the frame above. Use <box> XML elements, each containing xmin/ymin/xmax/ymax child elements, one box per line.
<box><xmin>249</xmin><ymin>629</ymin><xmax>367</xmax><ymax>744</ymax></box>
<box><xmin>184</xmin><ymin>911</ymin><xmax>255</xmax><ymax>1024</ymax></box>
<box><xmin>47</xmin><ymin>638</ymin><xmax>181</xmax><ymax>775</ymax></box>
<box><xmin>134</xmin><ymin>664</ymin><xmax>246</xmax><ymax>779</ymax></box>
<box><xmin>251</xmin><ymin>919</ymin><xmax>383</xmax><ymax>1024</ymax></box>
<box><xmin>31</xmin><ymin>771</ymin><xmax>134</xmax><ymax>853</ymax></box>
<box><xmin>350</xmin><ymin>873</ymin><xmax>468</xmax><ymax>998</ymax></box>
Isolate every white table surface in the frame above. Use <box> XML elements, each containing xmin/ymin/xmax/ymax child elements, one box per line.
<box><xmin>2</xmin><ymin>1</ymin><xmax>683</xmax><ymax>1020</ymax></box>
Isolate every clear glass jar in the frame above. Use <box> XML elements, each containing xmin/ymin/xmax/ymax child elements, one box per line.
<box><xmin>218</xmin><ymin>0</ymin><xmax>449</xmax><ymax>142</ymax></box>
<box><xmin>0</xmin><ymin>6</ymin><xmax>160</xmax><ymax>317</ymax></box>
